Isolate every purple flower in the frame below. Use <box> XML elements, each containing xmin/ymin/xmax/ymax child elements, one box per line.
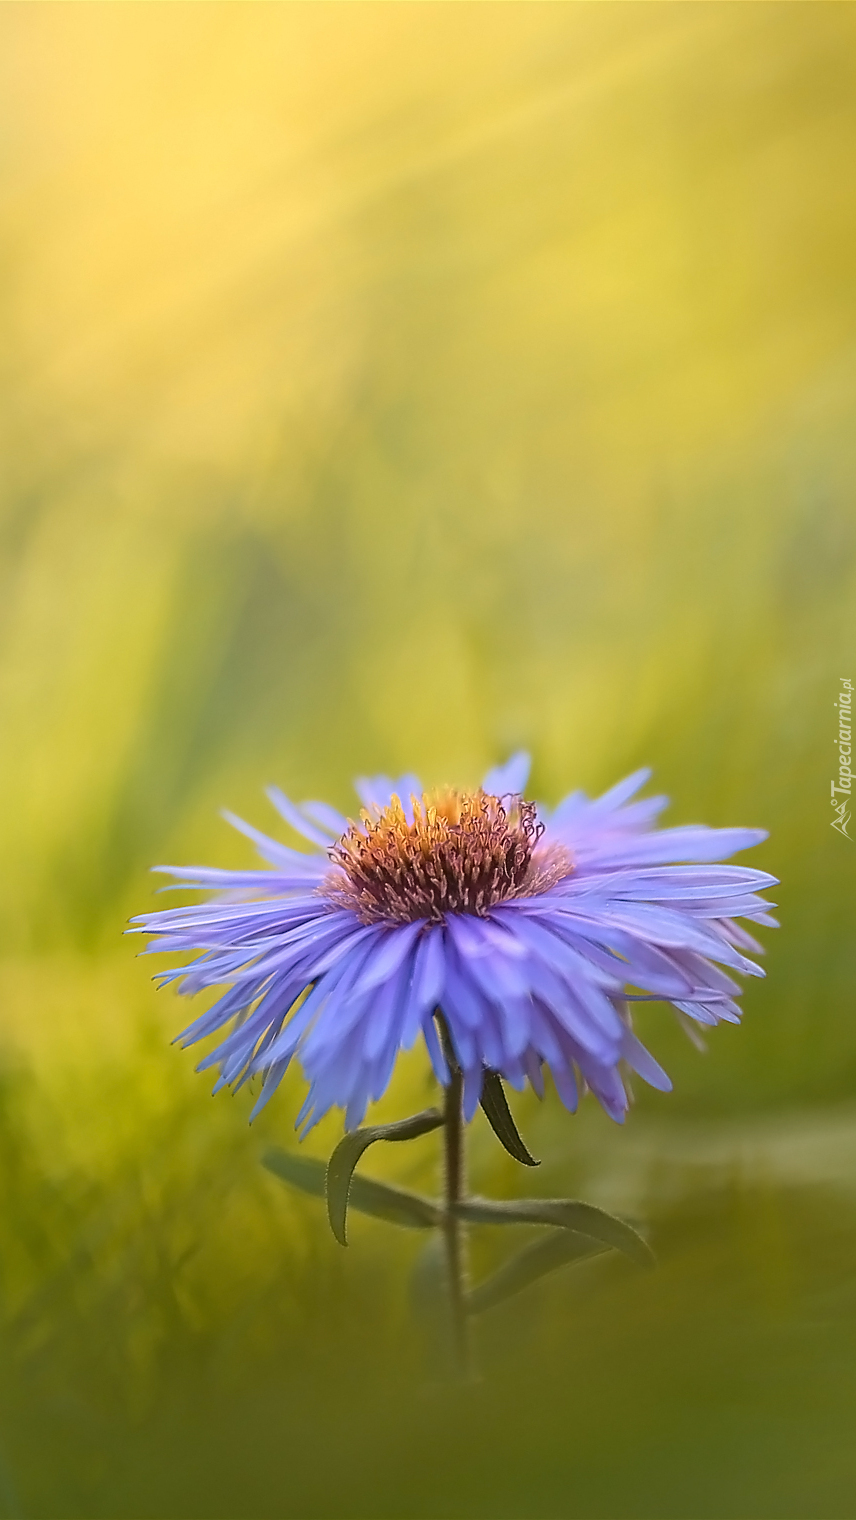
<box><xmin>131</xmin><ymin>755</ymin><xmax>777</xmax><ymax>1132</ymax></box>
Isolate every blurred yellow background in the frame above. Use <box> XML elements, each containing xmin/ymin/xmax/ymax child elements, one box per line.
<box><xmin>0</xmin><ymin>4</ymin><xmax>854</xmax><ymax>1516</ymax></box>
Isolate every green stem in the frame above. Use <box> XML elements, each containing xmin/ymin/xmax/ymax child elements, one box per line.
<box><xmin>438</xmin><ymin>1016</ymin><xmax>471</xmax><ymax>1378</ymax></box>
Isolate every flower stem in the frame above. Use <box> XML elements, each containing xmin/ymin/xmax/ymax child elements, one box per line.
<box><xmin>438</xmin><ymin>1017</ymin><xmax>471</xmax><ymax>1379</ymax></box>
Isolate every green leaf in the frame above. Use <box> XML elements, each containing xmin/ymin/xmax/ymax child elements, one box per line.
<box><xmin>326</xmin><ymin>1108</ymin><xmax>445</xmax><ymax>1245</ymax></box>
<box><xmin>468</xmin><ymin>1230</ymin><xmax>607</xmax><ymax>1315</ymax></box>
<box><xmin>262</xmin><ymin>1147</ymin><xmax>441</xmax><ymax>1232</ymax></box>
<box><xmin>454</xmin><ymin>1196</ymin><xmax>654</xmax><ymax>1267</ymax></box>
<box><xmin>479</xmin><ymin>1071</ymin><xmax>539</xmax><ymax>1167</ymax></box>
<box><xmin>262</xmin><ymin>1148</ymin><xmax>327</xmax><ymax>1199</ymax></box>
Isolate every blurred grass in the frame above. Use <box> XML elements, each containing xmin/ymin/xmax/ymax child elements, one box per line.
<box><xmin>0</xmin><ymin>3</ymin><xmax>855</xmax><ymax>1516</ymax></box>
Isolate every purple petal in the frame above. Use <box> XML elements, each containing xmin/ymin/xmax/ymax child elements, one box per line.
<box><xmin>588</xmin><ymin>768</ymin><xmax>653</xmax><ymax>815</ymax></box>
<box><xmin>482</xmin><ymin>751</ymin><xmax>531</xmax><ymax>796</ymax></box>
<box><xmin>266</xmin><ymin>786</ymin><xmax>334</xmax><ymax>849</ymax></box>
<box><xmin>621</xmin><ymin>1027</ymin><xmax>672</xmax><ymax>1091</ymax></box>
<box><xmin>221</xmin><ymin>809</ymin><xmax>327</xmax><ymax>869</ymax></box>
<box><xmin>400</xmin><ymin>928</ymin><xmax>446</xmax><ymax>1047</ymax></box>
<box><xmin>522</xmin><ymin>1048</ymin><xmax>545</xmax><ymax>1098</ymax></box>
<box><xmin>462</xmin><ymin>1065</ymin><xmax>484</xmax><ymax>1121</ymax></box>
<box><xmin>421</xmin><ymin>1013</ymin><xmax>450</xmax><ymax>1085</ymax></box>
<box><xmin>351</xmin><ymin>920</ymin><xmax>424</xmax><ymax>996</ymax></box>
<box><xmin>300</xmin><ymin>799</ymin><xmax>349</xmax><ymax>837</ymax></box>
<box><xmin>354</xmin><ymin>773</ymin><xmax>421</xmax><ymax>818</ymax></box>
<box><xmin>580</xmin><ymin>825</ymin><xmax>769</xmax><ymax>868</ymax></box>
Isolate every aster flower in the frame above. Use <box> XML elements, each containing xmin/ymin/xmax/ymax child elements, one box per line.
<box><xmin>131</xmin><ymin>754</ymin><xmax>777</xmax><ymax>1134</ymax></box>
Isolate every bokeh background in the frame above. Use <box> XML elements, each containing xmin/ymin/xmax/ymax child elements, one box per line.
<box><xmin>0</xmin><ymin>3</ymin><xmax>854</xmax><ymax>1515</ymax></box>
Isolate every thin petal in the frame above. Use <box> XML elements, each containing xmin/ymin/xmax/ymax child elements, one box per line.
<box><xmin>422</xmin><ymin>1013</ymin><xmax>450</xmax><ymax>1085</ymax></box>
<box><xmin>588</xmin><ymin>768</ymin><xmax>653</xmax><ymax>815</ymax></box>
<box><xmin>300</xmin><ymin>799</ymin><xmax>349</xmax><ymax>837</ymax></box>
<box><xmin>266</xmin><ymin>786</ymin><xmax>335</xmax><ymax>849</ymax></box>
<box><xmin>482</xmin><ymin>752</ymin><xmax>531</xmax><ymax>796</ymax></box>
<box><xmin>350</xmin><ymin>920</ymin><xmax>424</xmax><ymax>996</ymax></box>
<box><xmin>221</xmin><ymin>809</ymin><xmax>326</xmax><ymax>869</ymax></box>
<box><xmin>621</xmin><ymin>1027</ymin><xmax>672</xmax><ymax>1092</ymax></box>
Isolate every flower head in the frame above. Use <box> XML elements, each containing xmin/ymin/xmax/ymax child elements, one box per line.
<box><xmin>132</xmin><ymin>755</ymin><xmax>777</xmax><ymax>1132</ymax></box>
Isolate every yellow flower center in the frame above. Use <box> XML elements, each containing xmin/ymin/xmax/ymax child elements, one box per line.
<box><xmin>324</xmin><ymin>788</ymin><xmax>570</xmax><ymax>924</ymax></box>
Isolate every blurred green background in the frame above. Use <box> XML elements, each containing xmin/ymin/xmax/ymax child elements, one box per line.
<box><xmin>0</xmin><ymin>3</ymin><xmax>854</xmax><ymax>1515</ymax></box>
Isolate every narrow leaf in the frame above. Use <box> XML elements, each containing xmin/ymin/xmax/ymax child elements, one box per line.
<box><xmin>262</xmin><ymin>1148</ymin><xmax>440</xmax><ymax>1231</ymax></box>
<box><xmin>262</xmin><ymin>1148</ymin><xmax>327</xmax><ymax>1198</ymax></box>
<box><xmin>468</xmin><ymin>1230</ymin><xmax>607</xmax><ymax>1315</ymax></box>
<box><xmin>326</xmin><ymin>1107</ymin><xmax>444</xmax><ymax>1245</ymax></box>
<box><xmin>479</xmin><ymin>1071</ymin><xmax>539</xmax><ymax>1167</ymax></box>
<box><xmin>454</xmin><ymin>1196</ymin><xmax>654</xmax><ymax>1267</ymax></box>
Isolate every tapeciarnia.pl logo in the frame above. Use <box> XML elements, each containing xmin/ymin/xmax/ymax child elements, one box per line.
<box><xmin>831</xmin><ymin>677</ymin><xmax>853</xmax><ymax>838</ymax></box>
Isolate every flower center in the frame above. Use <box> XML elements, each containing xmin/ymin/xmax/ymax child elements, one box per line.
<box><xmin>324</xmin><ymin>788</ymin><xmax>570</xmax><ymax>924</ymax></box>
